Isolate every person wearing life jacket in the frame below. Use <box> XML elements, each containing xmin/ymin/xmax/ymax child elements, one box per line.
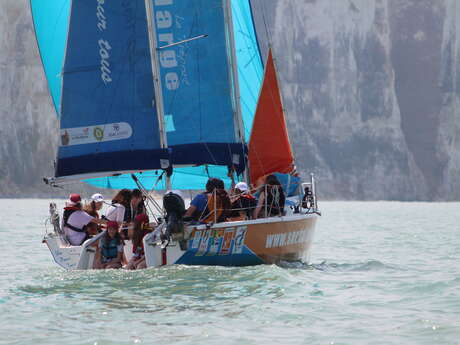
<box><xmin>253</xmin><ymin>175</ymin><xmax>286</xmax><ymax>219</ymax></box>
<box><xmin>183</xmin><ymin>178</ymin><xmax>231</xmax><ymax>223</ymax></box>
<box><xmin>229</xmin><ymin>182</ymin><xmax>257</xmax><ymax>221</ymax></box>
<box><xmin>62</xmin><ymin>194</ymin><xmax>107</xmax><ymax>246</ymax></box>
<box><xmin>126</xmin><ymin>214</ymin><xmax>150</xmax><ymax>270</ymax></box>
<box><xmin>83</xmin><ymin>193</ymin><xmax>105</xmax><ymax>236</ymax></box>
<box><xmin>94</xmin><ymin>221</ymin><xmax>124</xmax><ymax>269</ymax></box>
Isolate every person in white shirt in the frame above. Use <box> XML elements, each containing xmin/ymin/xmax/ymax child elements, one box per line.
<box><xmin>62</xmin><ymin>194</ymin><xmax>106</xmax><ymax>246</ymax></box>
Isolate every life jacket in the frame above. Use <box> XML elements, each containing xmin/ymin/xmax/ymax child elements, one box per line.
<box><xmin>124</xmin><ymin>201</ymin><xmax>146</xmax><ymax>222</ymax></box>
<box><xmin>265</xmin><ymin>186</ymin><xmax>285</xmax><ymax>216</ymax></box>
<box><xmin>200</xmin><ymin>190</ymin><xmax>231</xmax><ymax>223</ymax></box>
<box><xmin>231</xmin><ymin>194</ymin><xmax>257</xmax><ymax>219</ymax></box>
<box><xmin>132</xmin><ymin>243</ymin><xmax>145</xmax><ymax>258</ymax></box>
<box><xmin>63</xmin><ymin>207</ymin><xmax>87</xmax><ymax>233</ymax></box>
<box><xmin>101</xmin><ymin>237</ymin><xmax>119</xmax><ymax>260</ymax></box>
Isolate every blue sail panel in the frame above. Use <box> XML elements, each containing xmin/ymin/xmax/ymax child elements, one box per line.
<box><xmin>30</xmin><ymin>0</ymin><xmax>71</xmax><ymax>115</ymax></box>
<box><xmin>57</xmin><ymin>0</ymin><xmax>167</xmax><ymax>178</ymax></box>
<box><xmin>231</xmin><ymin>0</ymin><xmax>264</xmax><ymax>140</ymax></box>
<box><xmin>85</xmin><ymin>165</ymin><xmax>234</xmax><ymax>190</ymax></box>
<box><xmin>151</xmin><ymin>0</ymin><xmax>243</xmax><ymax>168</ymax></box>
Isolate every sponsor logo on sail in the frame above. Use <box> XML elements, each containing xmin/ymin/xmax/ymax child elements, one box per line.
<box><xmin>93</xmin><ymin>127</ymin><xmax>104</xmax><ymax>141</ymax></box>
<box><xmin>154</xmin><ymin>0</ymin><xmax>180</xmax><ymax>91</ymax></box>
<box><xmin>60</xmin><ymin>122</ymin><xmax>132</xmax><ymax>146</ymax></box>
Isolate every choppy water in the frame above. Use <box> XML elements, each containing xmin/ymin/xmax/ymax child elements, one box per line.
<box><xmin>0</xmin><ymin>200</ymin><xmax>459</xmax><ymax>345</ymax></box>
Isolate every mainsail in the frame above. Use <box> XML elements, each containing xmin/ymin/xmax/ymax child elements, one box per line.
<box><xmin>32</xmin><ymin>0</ymin><xmax>264</xmax><ymax>189</ymax></box>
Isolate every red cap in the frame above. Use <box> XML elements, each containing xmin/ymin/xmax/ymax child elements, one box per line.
<box><xmin>69</xmin><ymin>193</ymin><xmax>81</xmax><ymax>203</ymax></box>
<box><xmin>107</xmin><ymin>221</ymin><xmax>119</xmax><ymax>229</ymax></box>
<box><xmin>135</xmin><ymin>213</ymin><xmax>149</xmax><ymax>224</ymax></box>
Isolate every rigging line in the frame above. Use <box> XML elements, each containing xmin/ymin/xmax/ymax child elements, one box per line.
<box><xmin>197</xmin><ymin>3</ymin><xmax>203</xmax><ymax>141</ymax></box>
<box><xmin>231</xmin><ymin>2</ymin><xmax>263</xmax><ymax>80</ymax></box>
<box><xmin>259</xmin><ymin>0</ymin><xmax>273</xmax><ymax>51</ymax></box>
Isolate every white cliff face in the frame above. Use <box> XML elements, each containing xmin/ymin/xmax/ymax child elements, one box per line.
<box><xmin>265</xmin><ymin>0</ymin><xmax>427</xmax><ymax>200</ymax></box>
<box><xmin>0</xmin><ymin>0</ymin><xmax>58</xmax><ymax>196</ymax></box>
<box><xmin>438</xmin><ymin>0</ymin><xmax>460</xmax><ymax>200</ymax></box>
<box><xmin>249</xmin><ymin>0</ymin><xmax>460</xmax><ymax>200</ymax></box>
<box><xmin>1</xmin><ymin>0</ymin><xmax>460</xmax><ymax>199</ymax></box>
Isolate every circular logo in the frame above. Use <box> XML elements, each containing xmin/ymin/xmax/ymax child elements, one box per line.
<box><xmin>93</xmin><ymin>127</ymin><xmax>104</xmax><ymax>141</ymax></box>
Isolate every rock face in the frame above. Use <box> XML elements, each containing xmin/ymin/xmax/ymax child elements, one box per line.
<box><xmin>1</xmin><ymin>0</ymin><xmax>460</xmax><ymax>199</ymax></box>
<box><xmin>252</xmin><ymin>0</ymin><xmax>460</xmax><ymax>200</ymax></box>
<box><xmin>0</xmin><ymin>0</ymin><xmax>59</xmax><ymax>197</ymax></box>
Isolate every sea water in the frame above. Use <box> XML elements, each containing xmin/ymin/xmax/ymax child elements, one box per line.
<box><xmin>0</xmin><ymin>200</ymin><xmax>458</xmax><ymax>345</ymax></box>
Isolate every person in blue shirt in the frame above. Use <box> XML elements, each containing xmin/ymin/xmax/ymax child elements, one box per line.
<box><xmin>184</xmin><ymin>178</ymin><xmax>230</xmax><ymax>223</ymax></box>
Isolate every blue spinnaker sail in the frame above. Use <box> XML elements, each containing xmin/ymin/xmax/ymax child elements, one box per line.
<box><xmin>231</xmin><ymin>0</ymin><xmax>264</xmax><ymax>140</ymax></box>
<box><xmin>30</xmin><ymin>0</ymin><xmax>71</xmax><ymax>115</ymax></box>
<box><xmin>56</xmin><ymin>0</ymin><xmax>167</xmax><ymax>178</ymax></box>
<box><xmin>151</xmin><ymin>0</ymin><xmax>246</xmax><ymax>169</ymax></box>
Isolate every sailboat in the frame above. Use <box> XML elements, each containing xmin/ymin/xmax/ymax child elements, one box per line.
<box><xmin>32</xmin><ymin>0</ymin><xmax>320</xmax><ymax>269</ymax></box>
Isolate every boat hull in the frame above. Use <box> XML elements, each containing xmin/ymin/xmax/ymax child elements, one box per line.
<box><xmin>145</xmin><ymin>214</ymin><xmax>318</xmax><ymax>267</ymax></box>
<box><xmin>44</xmin><ymin>214</ymin><xmax>318</xmax><ymax>269</ymax></box>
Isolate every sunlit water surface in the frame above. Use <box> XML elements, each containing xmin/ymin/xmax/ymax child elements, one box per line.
<box><xmin>0</xmin><ymin>200</ymin><xmax>459</xmax><ymax>345</ymax></box>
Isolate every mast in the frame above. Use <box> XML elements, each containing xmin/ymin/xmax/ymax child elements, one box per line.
<box><xmin>144</xmin><ymin>0</ymin><xmax>171</xmax><ymax>190</ymax></box>
<box><xmin>224</xmin><ymin>0</ymin><xmax>249</xmax><ymax>183</ymax></box>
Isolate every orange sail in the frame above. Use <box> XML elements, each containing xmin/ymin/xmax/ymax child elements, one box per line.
<box><xmin>248</xmin><ymin>49</ymin><xmax>295</xmax><ymax>185</ymax></box>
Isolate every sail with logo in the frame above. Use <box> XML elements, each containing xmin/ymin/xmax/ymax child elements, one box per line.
<box><xmin>33</xmin><ymin>0</ymin><xmax>321</xmax><ymax>270</ymax></box>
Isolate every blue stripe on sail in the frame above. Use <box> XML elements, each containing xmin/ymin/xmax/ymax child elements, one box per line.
<box><xmin>30</xmin><ymin>0</ymin><xmax>71</xmax><ymax>115</ymax></box>
<box><xmin>85</xmin><ymin>165</ymin><xmax>234</xmax><ymax>190</ymax></box>
<box><xmin>57</xmin><ymin>0</ymin><xmax>166</xmax><ymax>177</ymax></box>
<box><xmin>57</xmin><ymin>149</ymin><xmax>169</xmax><ymax>178</ymax></box>
<box><xmin>231</xmin><ymin>0</ymin><xmax>264</xmax><ymax>140</ymax></box>
<box><xmin>151</xmin><ymin>0</ymin><xmax>239</xmax><ymax>158</ymax></box>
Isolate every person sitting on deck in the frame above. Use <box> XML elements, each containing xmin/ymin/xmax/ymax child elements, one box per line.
<box><xmin>184</xmin><ymin>178</ymin><xmax>231</xmax><ymax>223</ymax></box>
<box><xmin>126</xmin><ymin>214</ymin><xmax>150</xmax><ymax>270</ymax></box>
<box><xmin>94</xmin><ymin>221</ymin><xmax>124</xmax><ymax>269</ymax></box>
<box><xmin>253</xmin><ymin>175</ymin><xmax>286</xmax><ymax>219</ymax></box>
<box><xmin>124</xmin><ymin>189</ymin><xmax>146</xmax><ymax>223</ymax></box>
<box><xmin>83</xmin><ymin>193</ymin><xmax>105</xmax><ymax>236</ymax></box>
<box><xmin>105</xmin><ymin>189</ymin><xmax>131</xmax><ymax>238</ymax></box>
<box><xmin>63</xmin><ymin>194</ymin><xmax>106</xmax><ymax>246</ymax></box>
<box><xmin>228</xmin><ymin>182</ymin><xmax>257</xmax><ymax>221</ymax></box>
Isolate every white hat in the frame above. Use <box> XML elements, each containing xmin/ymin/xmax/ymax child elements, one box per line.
<box><xmin>235</xmin><ymin>182</ymin><xmax>248</xmax><ymax>192</ymax></box>
<box><xmin>91</xmin><ymin>193</ymin><xmax>104</xmax><ymax>203</ymax></box>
